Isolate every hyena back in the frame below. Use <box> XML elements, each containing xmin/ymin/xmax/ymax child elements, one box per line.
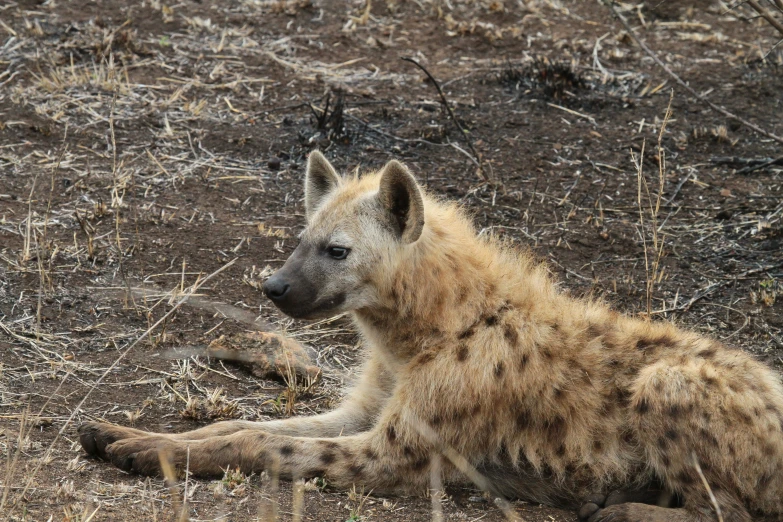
<box><xmin>80</xmin><ymin>152</ymin><xmax>783</xmax><ymax>522</ymax></box>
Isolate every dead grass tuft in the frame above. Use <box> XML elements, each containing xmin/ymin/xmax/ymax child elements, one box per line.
<box><xmin>180</xmin><ymin>387</ymin><xmax>240</xmax><ymax>421</ymax></box>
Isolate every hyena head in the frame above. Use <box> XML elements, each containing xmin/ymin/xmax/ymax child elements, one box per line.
<box><xmin>262</xmin><ymin>151</ymin><xmax>425</xmax><ymax>319</ymax></box>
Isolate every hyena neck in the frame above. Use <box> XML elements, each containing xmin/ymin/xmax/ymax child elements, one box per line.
<box><xmin>354</xmin><ymin>204</ymin><xmax>553</xmax><ymax>360</ymax></box>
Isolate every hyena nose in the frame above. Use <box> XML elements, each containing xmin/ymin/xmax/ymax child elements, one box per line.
<box><xmin>263</xmin><ymin>278</ymin><xmax>290</xmax><ymax>301</ymax></box>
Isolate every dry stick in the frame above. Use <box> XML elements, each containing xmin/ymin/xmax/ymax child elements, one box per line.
<box><xmin>429</xmin><ymin>452</ymin><xmax>445</xmax><ymax>522</ymax></box>
<box><xmin>9</xmin><ymin>258</ymin><xmax>238</xmax><ymax>514</ymax></box>
<box><xmin>411</xmin><ymin>417</ymin><xmax>523</xmax><ymax>522</ymax></box>
<box><xmin>692</xmin><ymin>452</ymin><xmax>724</xmax><ymax>522</ymax></box>
<box><xmin>736</xmin><ymin>154</ymin><xmax>783</xmax><ymax>174</ymax></box>
<box><xmin>747</xmin><ymin>0</ymin><xmax>783</xmax><ymax>36</ymax></box>
<box><xmin>607</xmin><ymin>1</ymin><xmax>783</xmax><ymax>146</ymax></box>
<box><xmin>400</xmin><ymin>57</ymin><xmax>490</xmax><ymax>183</ymax></box>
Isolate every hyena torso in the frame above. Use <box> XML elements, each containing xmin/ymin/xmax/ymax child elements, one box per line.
<box><xmin>81</xmin><ymin>152</ymin><xmax>783</xmax><ymax>522</ymax></box>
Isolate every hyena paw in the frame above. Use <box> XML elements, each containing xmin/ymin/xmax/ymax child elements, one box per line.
<box><xmin>578</xmin><ymin>493</ymin><xmax>607</xmax><ymax>521</ymax></box>
<box><xmin>584</xmin><ymin>503</ymin><xmax>673</xmax><ymax>522</ymax></box>
<box><xmin>78</xmin><ymin>422</ymin><xmax>145</xmax><ymax>460</ymax></box>
<box><xmin>105</xmin><ymin>437</ymin><xmax>183</xmax><ymax>477</ymax></box>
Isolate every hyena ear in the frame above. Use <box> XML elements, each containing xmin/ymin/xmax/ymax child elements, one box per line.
<box><xmin>377</xmin><ymin>160</ymin><xmax>425</xmax><ymax>243</ymax></box>
<box><xmin>305</xmin><ymin>150</ymin><xmax>341</xmax><ymax>219</ymax></box>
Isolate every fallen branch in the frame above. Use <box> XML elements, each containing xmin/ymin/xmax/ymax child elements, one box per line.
<box><xmin>747</xmin><ymin>0</ymin><xmax>783</xmax><ymax>37</ymax></box>
<box><xmin>606</xmin><ymin>1</ymin><xmax>783</xmax><ymax>145</ymax></box>
<box><xmin>401</xmin><ymin>57</ymin><xmax>490</xmax><ymax>183</ymax></box>
<box><xmin>709</xmin><ymin>155</ymin><xmax>783</xmax><ymax>174</ymax></box>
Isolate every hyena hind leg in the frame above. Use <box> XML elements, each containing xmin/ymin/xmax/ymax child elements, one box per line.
<box><xmin>615</xmin><ymin>355</ymin><xmax>783</xmax><ymax>522</ymax></box>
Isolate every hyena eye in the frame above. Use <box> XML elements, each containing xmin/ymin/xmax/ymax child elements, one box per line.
<box><xmin>326</xmin><ymin>246</ymin><xmax>350</xmax><ymax>260</ymax></box>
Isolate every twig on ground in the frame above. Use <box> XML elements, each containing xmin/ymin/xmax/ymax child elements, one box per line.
<box><xmin>710</xmin><ymin>155</ymin><xmax>783</xmax><ymax>174</ymax></box>
<box><xmin>736</xmin><ymin>155</ymin><xmax>783</xmax><ymax>175</ymax></box>
<box><xmin>401</xmin><ymin>57</ymin><xmax>491</xmax><ymax>183</ymax></box>
<box><xmin>747</xmin><ymin>0</ymin><xmax>783</xmax><ymax>37</ymax></box>
<box><xmin>606</xmin><ymin>1</ymin><xmax>783</xmax><ymax>145</ymax></box>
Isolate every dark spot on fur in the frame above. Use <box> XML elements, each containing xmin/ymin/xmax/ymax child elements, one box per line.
<box><xmin>636</xmin><ymin>339</ymin><xmax>654</xmax><ymax>351</ymax></box>
<box><xmin>362</xmin><ymin>448</ymin><xmax>378</xmax><ymax>461</ymax></box>
<box><xmin>668</xmin><ymin>404</ymin><xmax>682</xmax><ymax>417</ymax></box>
<box><xmin>555</xmin><ymin>444</ymin><xmax>566</xmax><ymax>457</ymax></box>
<box><xmin>738</xmin><ymin>411</ymin><xmax>753</xmax><ymax>425</ymax></box>
<box><xmin>697</xmin><ymin>349</ymin><xmax>716</xmax><ymax>359</ymax></box>
<box><xmin>676</xmin><ymin>471</ymin><xmax>695</xmax><ymax>486</ymax></box>
<box><xmin>665</xmin><ymin>429</ymin><xmax>679</xmax><ymax>441</ymax></box>
<box><xmin>504</xmin><ymin>324</ymin><xmax>518</xmax><ymax>346</ymax></box>
<box><xmin>635</xmin><ymin>398</ymin><xmax>650</xmax><ymax>414</ymax></box>
<box><xmin>349</xmin><ymin>463</ymin><xmax>365</xmax><ymax>475</ymax></box>
<box><xmin>494</xmin><ymin>362</ymin><xmax>505</xmax><ymax>378</ymax></box>
<box><xmin>657</xmin><ymin>437</ymin><xmax>668</xmax><ymax>450</ymax></box>
<box><xmin>661</xmin><ymin>455</ymin><xmax>671</xmax><ymax>466</ymax></box>
<box><xmin>551</xmin><ymin>322</ymin><xmax>560</xmax><ymax>331</ymax></box>
<box><xmin>431</xmin><ymin>414</ymin><xmax>442</xmax><ymax>426</ymax></box>
<box><xmin>320</xmin><ymin>451</ymin><xmax>336</xmax><ymax>465</ymax></box>
<box><xmin>458</xmin><ymin>326</ymin><xmax>475</xmax><ymax>340</ymax></box>
<box><xmin>456</xmin><ymin>344</ymin><xmax>469</xmax><ymax>362</ymax></box>
<box><xmin>516</xmin><ymin>409</ymin><xmax>532</xmax><ymax>430</ymax></box>
<box><xmin>386</xmin><ymin>424</ymin><xmax>397</xmax><ymax>443</ymax></box>
<box><xmin>279</xmin><ymin>444</ymin><xmax>294</xmax><ymax>456</ymax></box>
<box><xmin>416</xmin><ymin>351</ymin><xmax>435</xmax><ymax>365</ymax></box>
<box><xmin>542</xmin><ymin>348</ymin><xmax>553</xmax><ymax>360</ymax></box>
<box><xmin>485</xmin><ymin>315</ymin><xmax>498</xmax><ymax>327</ymax></box>
<box><xmin>457</xmin><ymin>287</ymin><xmax>469</xmax><ymax>304</ymax></box>
<box><xmin>519</xmin><ymin>353</ymin><xmax>529</xmax><ymax>370</ymax></box>
<box><xmin>763</xmin><ymin>444</ymin><xmax>776</xmax><ymax>456</ymax></box>
<box><xmin>402</xmin><ymin>445</ymin><xmax>414</xmax><ymax>457</ymax></box>
<box><xmin>410</xmin><ymin>456</ymin><xmax>430</xmax><ymax>472</ymax></box>
<box><xmin>546</xmin><ymin>416</ymin><xmax>566</xmax><ymax>441</ymax></box>
<box><xmin>759</xmin><ymin>472</ymin><xmax>774</xmax><ymax>490</ymax></box>
<box><xmin>592</xmin><ymin>440</ymin><xmax>603</xmax><ymax>453</ymax></box>
<box><xmin>471</xmin><ymin>403</ymin><xmax>482</xmax><ymax>416</ymax></box>
<box><xmin>553</xmin><ymin>387</ymin><xmax>563</xmax><ymax>399</ymax></box>
<box><xmin>310</xmin><ymin>467</ymin><xmax>327</xmax><ymax>478</ymax></box>
<box><xmin>323</xmin><ymin>441</ymin><xmax>340</xmax><ymax>450</ymax></box>
<box><xmin>728</xmin><ymin>382</ymin><xmax>743</xmax><ymax>393</ymax></box>
<box><xmin>587</xmin><ymin>324</ymin><xmax>603</xmax><ymax>339</ymax></box>
<box><xmin>698</xmin><ymin>428</ymin><xmax>718</xmax><ymax>446</ymax></box>
<box><xmin>611</xmin><ymin>388</ymin><xmax>631</xmax><ymax>407</ymax></box>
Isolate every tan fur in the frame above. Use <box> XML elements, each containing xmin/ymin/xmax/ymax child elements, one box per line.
<box><xmin>79</xmin><ymin>156</ymin><xmax>783</xmax><ymax>522</ymax></box>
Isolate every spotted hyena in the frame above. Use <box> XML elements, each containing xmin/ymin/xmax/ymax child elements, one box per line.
<box><xmin>80</xmin><ymin>151</ymin><xmax>783</xmax><ymax>522</ymax></box>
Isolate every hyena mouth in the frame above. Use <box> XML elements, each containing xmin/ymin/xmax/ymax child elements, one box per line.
<box><xmin>265</xmin><ymin>286</ymin><xmax>347</xmax><ymax>320</ymax></box>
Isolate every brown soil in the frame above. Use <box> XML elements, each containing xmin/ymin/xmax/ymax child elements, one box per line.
<box><xmin>1</xmin><ymin>1</ymin><xmax>782</xmax><ymax>521</ymax></box>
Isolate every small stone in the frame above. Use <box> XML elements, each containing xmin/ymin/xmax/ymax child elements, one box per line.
<box><xmin>268</xmin><ymin>157</ymin><xmax>281</xmax><ymax>170</ymax></box>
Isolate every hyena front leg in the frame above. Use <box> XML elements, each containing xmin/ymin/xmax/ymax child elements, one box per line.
<box><xmin>80</xmin><ymin>354</ymin><xmax>395</xmax><ymax>459</ymax></box>
<box><xmin>102</xmin><ymin>412</ymin><xmax>435</xmax><ymax>494</ymax></box>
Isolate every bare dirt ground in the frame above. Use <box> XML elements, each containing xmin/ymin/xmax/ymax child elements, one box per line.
<box><xmin>1</xmin><ymin>0</ymin><xmax>782</xmax><ymax>520</ymax></box>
